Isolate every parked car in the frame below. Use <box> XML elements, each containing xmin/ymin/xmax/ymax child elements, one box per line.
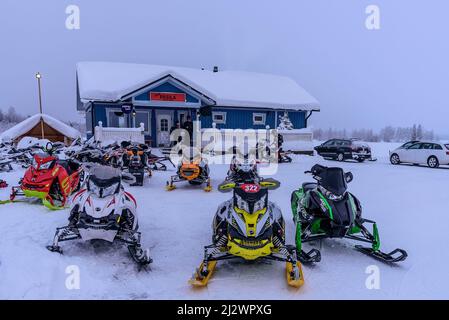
<box><xmin>314</xmin><ymin>139</ymin><xmax>373</xmax><ymax>162</ymax></box>
<box><xmin>392</xmin><ymin>140</ymin><xmax>420</xmax><ymax>151</ymax></box>
<box><xmin>389</xmin><ymin>141</ymin><xmax>449</xmax><ymax>168</ymax></box>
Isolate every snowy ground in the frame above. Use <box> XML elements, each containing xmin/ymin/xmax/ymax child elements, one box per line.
<box><xmin>1</xmin><ymin>142</ymin><xmax>448</xmax><ymax>299</ymax></box>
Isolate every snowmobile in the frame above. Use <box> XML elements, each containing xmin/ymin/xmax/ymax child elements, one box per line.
<box><xmin>0</xmin><ymin>179</ymin><xmax>8</xmax><ymax>188</ymax></box>
<box><xmin>291</xmin><ymin>164</ymin><xmax>407</xmax><ymax>263</ymax></box>
<box><xmin>166</xmin><ymin>147</ymin><xmax>211</xmax><ymax>192</ymax></box>
<box><xmin>1</xmin><ymin>143</ymin><xmax>83</xmax><ymax>210</ymax></box>
<box><xmin>46</xmin><ymin>165</ymin><xmax>152</xmax><ymax>267</ymax></box>
<box><xmin>72</xmin><ymin>143</ymin><xmax>107</xmax><ymax>164</ymax></box>
<box><xmin>147</xmin><ymin>151</ymin><xmax>175</xmax><ymax>171</ymax></box>
<box><xmin>190</xmin><ymin>178</ymin><xmax>306</xmax><ymax>288</ymax></box>
<box><xmin>121</xmin><ymin>142</ymin><xmax>151</xmax><ymax>186</ymax></box>
<box><xmin>0</xmin><ymin>158</ymin><xmax>13</xmax><ymax>172</ymax></box>
<box><xmin>225</xmin><ymin>155</ymin><xmax>260</xmax><ymax>183</ymax></box>
<box><xmin>278</xmin><ymin>149</ymin><xmax>293</xmax><ymax>163</ymax></box>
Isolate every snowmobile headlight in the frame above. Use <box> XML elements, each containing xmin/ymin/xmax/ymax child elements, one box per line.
<box><xmin>39</xmin><ymin>161</ymin><xmax>53</xmax><ymax>170</ymax></box>
<box><xmin>253</xmin><ymin>194</ymin><xmax>267</xmax><ymax>213</ymax></box>
<box><xmin>235</xmin><ymin>193</ymin><xmax>250</xmax><ymax>214</ymax></box>
<box><xmin>326</xmin><ymin>192</ymin><xmax>343</xmax><ymax>201</ymax></box>
<box><xmin>102</xmin><ymin>183</ymin><xmax>119</xmax><ymax>198</ymax></box>
<box><xmin>32</xmin><ymin>158</ymin><xmax>39</xmax><ymax>170</ymax></box>
<box><xmin>88</xmin><ymin>180</ymin><xmax>118</xmax><ymax>199</ymax></box>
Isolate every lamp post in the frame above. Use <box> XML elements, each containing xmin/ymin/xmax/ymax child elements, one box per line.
<box><xmin>35</xmin><ymin>72</ymin><xmax>44</xmax><ymax>139</ymax></box>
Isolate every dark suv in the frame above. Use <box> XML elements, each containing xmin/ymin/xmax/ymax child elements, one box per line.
<box><xmin>314</xmin><ymin>139</ymin><xmax>373</xmax><ymax>162</ymax></box>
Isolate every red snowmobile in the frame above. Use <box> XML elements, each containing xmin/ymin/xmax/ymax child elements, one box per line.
<box><xmin>1</xmin><ymin>144</ymin><xmax>83</xmax><ymax>210</ymax></box>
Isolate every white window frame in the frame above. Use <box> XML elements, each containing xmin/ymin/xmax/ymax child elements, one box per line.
<box><xmin>253</xmin><ymin>113</ymin><xmax>266</xmax><ymax>125</ymax></box>
<box><xmin>133</xmin><ymin>110</ymin><xmax>151</xmax><ymax>134</ymax></box>
<box><xmin>106</xmin><ymin>108</ymin><xmax>128</xmax><ymax>128</ymax></box>
<box><xmin>212</xmin><ymin>111</ymin><xmax>227</xmax><ymax>124</ymax></box>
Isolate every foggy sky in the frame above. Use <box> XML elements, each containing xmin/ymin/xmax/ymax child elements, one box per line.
<box><xmin>0</xmin><ymin>0</ymin><xmax>448</xmax><ymax>134</ymax></box>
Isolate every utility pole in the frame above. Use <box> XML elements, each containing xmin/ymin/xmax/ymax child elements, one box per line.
<box><xmin>36</xmin><ymin>72</ymin><xmax>44</xmax><ymax>139</ymax></box>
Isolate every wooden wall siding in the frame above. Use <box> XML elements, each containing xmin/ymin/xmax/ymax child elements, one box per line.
<box><xmin>15</xmin><ymin>121</ymin><xmax>72</xmax><ymax>145</ymax></box>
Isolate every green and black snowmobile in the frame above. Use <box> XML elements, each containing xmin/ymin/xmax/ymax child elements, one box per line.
<box><xmin>291</xmin><ymin>164</ymin><xmax>407</xmax><ymax>263</ymax></box>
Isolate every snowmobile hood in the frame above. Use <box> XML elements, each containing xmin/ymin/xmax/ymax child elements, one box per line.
<box><xmin>32</xmin><ymin>153</ymin><xmax>57</xmax><ymax>171</ymax></box>
<box><xmin>234</xmin><ymin>187</ymin><xmax>268</xmax><ymax>214</ymax></box>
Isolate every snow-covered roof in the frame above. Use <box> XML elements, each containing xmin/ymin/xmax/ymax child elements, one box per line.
<box><xmin>0</xmin><ymin>113</ymin><xmax>81</xmax><ymax>142</ymax></box>
<box><xmin>77</xmin><ymin>62</ymin><xmax>320</xmax><ymax>111</ymax></box>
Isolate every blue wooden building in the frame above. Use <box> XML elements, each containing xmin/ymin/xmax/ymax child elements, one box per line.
<box><xmin>76</xmin><ymin>62</ymin><xmax>320</xmax><ymax>147</ymax></box>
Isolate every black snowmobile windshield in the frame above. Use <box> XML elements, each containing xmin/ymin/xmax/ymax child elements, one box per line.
<box><xmin>88</xmin><ymin>166</ymin><xmax>121</xmax><ymax>198</ymax></box>
<box><xmin>318</xmin><ymin>168</ymin><xmax>347</xmax><ymax>196</ymax></box>
<box><xmin>234</xmin><ymin>187</ymin><xmax>268</xmax><ymax>214</ymax></box>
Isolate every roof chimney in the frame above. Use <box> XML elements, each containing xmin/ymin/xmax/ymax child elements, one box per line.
<box><xmin>213</xmin><ymin>66</ymin><xmax>219</xmax><ymax>73</ymax></box>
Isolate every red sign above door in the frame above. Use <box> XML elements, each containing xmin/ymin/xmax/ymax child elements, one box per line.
<box><xmin>150</xmin><ymin>92</ymin><xmax>186</xmax><ymax>102</ymax></box>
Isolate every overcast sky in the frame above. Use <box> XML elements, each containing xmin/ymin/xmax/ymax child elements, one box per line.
<box><xmin>0</xmin><ymin>0</ymin><xmax>448</xmax><ymax>134</ymax></box>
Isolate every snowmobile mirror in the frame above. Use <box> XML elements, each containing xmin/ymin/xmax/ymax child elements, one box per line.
<box><xmin>259</xmin><ymin>178</ymin><xmax>280</xmax><ymax>190</ymax></box>
<box><xmin>45</xmin><ymin>142</ymin><xmax>54</xmax><ymax>154</ymax></box>
<box><xmin>218</xmin><ymin>182</ymin><xmax>236</xmax><ymax>193</ymax></box>
<box><xmin>345</xmin><ymin>172</ymin><xmax>353</xmax><ymax>183</ymax></box>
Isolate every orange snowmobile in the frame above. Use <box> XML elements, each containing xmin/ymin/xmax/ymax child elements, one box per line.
<box><xmin>166</xmin><ymin>147</ymin><xmax>211</xmax><ymax>192</ymax></box>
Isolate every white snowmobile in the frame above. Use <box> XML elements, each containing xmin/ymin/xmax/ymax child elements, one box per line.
<box><xmin>225</xmin><ymin>155</ymin><xmax>260</xmax><ymax>184</ymax></box>
<box><xmin>46</xmin><ymin>165</ymin><xmax>152</xmax><ymax>267</ymax></box>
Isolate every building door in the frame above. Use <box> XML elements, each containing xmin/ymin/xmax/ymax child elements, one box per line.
<box><xmin>178</xmin><ymin>111</ymin><xmax>189</xmax><ymax>126</ymax></box>
<box><xmin>156</xmin><ymin>114</ymin><xmax>171</xmax><ymax>147</ymax></box>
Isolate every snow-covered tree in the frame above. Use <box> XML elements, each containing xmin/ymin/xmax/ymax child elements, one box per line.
<box><xmin>417</xmin><ymin>124</ymin><xmax>423</xmax><ymax>140</ymax></box>
<box><xmin>277</xmin><ymin>112</ymin><xmax>294</xmax><ymax>130</ymax></box>
<box><xmin>411</xmin><ymin>124</ymin><xmax>417</xmax><ymax>141</ymax></box>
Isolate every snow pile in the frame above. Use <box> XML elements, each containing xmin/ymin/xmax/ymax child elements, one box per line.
<box><xmin>17</xmin><ymin>137</ymin><xmax>51</xmax><ymax>150</ymax></box>
<box><xmin>77</xmin><ymin>62</ymin><xmax>320</xmax><ymax>111</ymax></box>
<box><xmin>0</xmin><ymin>114</ymin><xmax>81</xmax><ymax>142</ymax></box>
<box><xmin>279</xmin><ymin>128</ymin><xmax>314</xmax><ymax>152</ymax></box>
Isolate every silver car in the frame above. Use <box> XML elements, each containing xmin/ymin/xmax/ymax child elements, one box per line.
<box><xmin>389</xmin><ymin>141</ymin><xmax>449</xmax><ymax>168</ymax></box>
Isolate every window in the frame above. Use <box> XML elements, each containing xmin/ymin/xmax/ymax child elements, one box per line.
<box><xmin>253</xmin><ymin>113</ymin><xmax>266</xmax><ymax>125</ymax></box>
<box><xmin>407</xmin><ymin>143</ymin><xmax>422</xmax><ymax>149</ymax></box>
<box><xmin>108</xmin><ymin>110</ymin><xmax>127</xmax><ymax>128</ymax></box>
<box><xmin>323</xmin><ymin>140</ymin><xmax>335</xmax><ymax>146</ymax></box>
<box><xmin>422</xmin><ymin>143</ymin><xmax>433</xmax><ymax>149</ymax></box>
<box><xmin>433</xmin><ymin>144</ymin><xmax>443</xmax><ymax>150</ymax></box>
<box><xmin>160</xmin><ymin>119</ymin><xmax>169</xmax><ymax>132</ymax></box>
<box><xmin>212</xmin><ymin>111</ymin><xmax>226</xmax><ymax>124</ymax></box>
<box><xmin>134</xmin><ymin>111</ymin><xmax>151</xmax><ymax>134</ymax></box>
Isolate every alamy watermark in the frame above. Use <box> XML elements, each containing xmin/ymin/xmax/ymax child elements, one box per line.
<box><xmin>65</xmin><ymin>265</ymin><xmax>81</xmax><ymax>290</ymax></box>
<box><xmin>66</xmin><ymin>5</ymin><xmax>80</xmax><ymax>30</ymax></box>
<box><xmin>365</xmin><ymin>265</ymin><xmax>380</xmax><ymax>289</ymax></box>
<box><xmin>365</xmin><ymin>5</ymin><xmax>381</xmax><ymax>30</ymax></box>
<box><xmin>168</xmin><ymin>121</ymin><xmax>280</xmax><ymax>175</ymax></box>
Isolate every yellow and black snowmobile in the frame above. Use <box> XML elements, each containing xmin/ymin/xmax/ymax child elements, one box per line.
<box><xmin>189</xmin><ymin>177</ymin><xmax>304</xmax><ymax>288</ymax></box>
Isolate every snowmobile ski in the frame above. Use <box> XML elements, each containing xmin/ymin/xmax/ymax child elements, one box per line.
<box><xmin>355</xmin><ymin>245</ymin><xmax>407</xmax><ymax>263</ymax></box>
<box><xmin>128</xmin><ymin>246</ymin><xmax>152</xmax><ymax>267</ymax></box>
<box><xmin>286</xmin><ymin>261</ymin><xmax>304</xmax><ymax>288</ymax></box>
<box><xmin>189</xmin><ymin>261</ymin><xmax>218</xmax><ymax>287</ymax></box>
<box><xmin>297</xmin><ymin>248</ymin><xmax>321</xmax><ymax>264</ymax></box>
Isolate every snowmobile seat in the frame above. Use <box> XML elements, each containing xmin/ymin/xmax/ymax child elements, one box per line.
<box><xmin>302</xmin><ymin>182</ymin><xmax>317</xmax><ymax>193</ymax></box>
<box><xmin>58</xmin><ymin>160</ymin><xmax>80</xmax><ymax>175</ymax></box>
